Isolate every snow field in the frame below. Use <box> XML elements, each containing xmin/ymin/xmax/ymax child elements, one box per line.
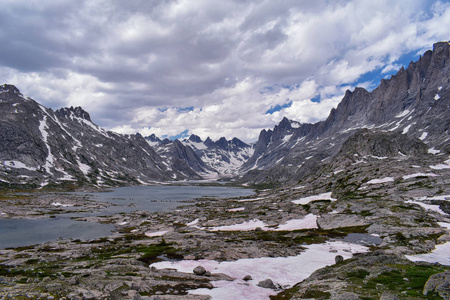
<box><xmin>151</xmin><ymin>241</ymin><xmax>368</xmax><ymax>300</ymax></box>
<box><xmin>228</xmin><ymin>207</ymin><xmax>245</xmax><ymax>212</ymax></box>
<box><xmin>402</xmin><ymin>173</ymin><xmax>438</xmax><ymax>180</ymax></box>
<box><xmin>3</xmin><ymin>160</ymin><xmax>37</xmax><ymax>171</ymax></box>
<box><xmin>365</xmin><ymin>177</ymin><xmax>394</xmax><ymax>184</ymax></box>
<box><xmin>405</xmin><ymin>200</ymin><xmax>447</xmax><ymax>215</ymax></box>
<box><xmin>291</xmin><ymin>192</ymin><xmax>336</xmax><ymax>205</ymax></box>
<box><xmin>145</xmin><ymin>230</ymin><xmax>169</xmax><ymax>237</ymax></box>
<box><xmin>51</xmin><ymin>202</ymin><xmax>74</xmax><ymax>207</ymax></box>
<box><xmin>189</xmin><ymin>214</ymin><xmax>318</xmax><ymax>232</ymax></box>
<box><xmin>405</xmin><ymin>242</ymin><xmax>450</xmax><ymax>266</ymax></box>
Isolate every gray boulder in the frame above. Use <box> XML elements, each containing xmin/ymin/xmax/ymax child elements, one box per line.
<box><xmin>193</xmin><ymin>266</ymin><xmax>207</xmax><ymax>276</ymax></box>
<box><xmin>335</xmin><ymin>255</ymin><xmax>344</xmax><ymax>264</ymax></box>
<box><xmin>243</xmin><ymin>275</ymin><xmax>253</xmax><ymax>281</ymax></box>
<box><xmin>257</xmin><ymin>278</ymin><xmax>277</xmax><ymax>289</ymax></box>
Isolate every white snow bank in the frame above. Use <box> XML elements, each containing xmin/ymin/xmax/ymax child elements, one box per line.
<box><xmin>366</xmin><ymin>177</ymin><xmax>394</xmax><ymax>184</ymax></box>
<box><xmin>208</xmin><ymin>219</ymin><xmax>266</xmax><ymax>231</ymax></box>
<box><xmin>419</xmin><ymin>132</ymin><xmax>428</xmax><ymax>140</ymax></box>
<box><xmin>3</xmin><ymin>160</ymin><xmax>37</xmax><ymax>171</ymax></box>
<box><xmin>282</xmin><ymin>134</ymin><xmax>293</xmax><ymax>143</ymax></box>
<box><xmin>395</xmin><ymin>110</ymin><xmax>411</xmax><ymax>118</ymax></box>
<box><xmin>237</xmin><ymin>197</ymin><xmax>267</xmax><ymax>202</ymax></box>
<box><xmin>402</xmin><ymin>124</ymin><xmax>412</xmax><ymax>134</ymax></box>
<box><xmin>405</xmin><ymin>200</ymin><xmax>447</xmax><ymax>215</ymax></box>
<box><xmin>415</xmin><ymin>194</ymin><xmax>450</xmax><ymax>201</ymax></box>
<box><xmin>228</xmin><ymin>207</ymin><xmax>245</xmax><ymax>212</ymax></box>
<box><xmin>187</xmin><ymin>219</ymin><xmax>199</xmax><ymax>226</ymax></box>
<box><xmin>275</xmin><ymin>215</ymin><xmax>318</xmax><ymax>230</ymax></box>
<box><xmin>207</xmin><ymin>214</ymin><xmax>318</xmax><ymax>232</ymax></box>
<box><xmin>438</xmin><ymin>222</ymin><xmax>450</xmax><ymax>229</ymax></box>
<box><xmin>405</xmin><ymin>242</ymin><xmax>450</xmax><ymax>266</ymax></box>
<box><xmin>145</xmin><ymin>230</ymin><xmax>168</xmax><ymax>237</ymax></box>
<box><xmin>77</xmin><ymin>160</ymin><xmax>91</xmax><ymax>175</ymax></box>
<box><xmin>51</xmin><ymin>202</ymin><xmax>73</xmax><ymax>208</ymax></box>
<box><xmin>292</xmin><ymin>192</ymin><xmax>336</xmax><ymax>205</ymax></box>
<box><xmin>151</xmin><ymin>241</ymin><xmax>368</xmax><ymax>300</ymax></box>
<box><xmin>428</xmin><ymin>148</ymin><xmax>441</xmax><ymax>155</ymax></box>
<box><xmin>402</xmin><ymin>173</ymin><xmax>438</xmax><ymax>180</ymax></box>
<box><xmin>430</xmin><ymin>163</ymin><xmax>450</xmax><ymax>170</ymax></box>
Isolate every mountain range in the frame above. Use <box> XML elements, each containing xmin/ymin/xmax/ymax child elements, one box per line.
<box><xmin>0</xmin><ymin>41</ymin><xmax>449</xmax><ymax>189</ymax></box>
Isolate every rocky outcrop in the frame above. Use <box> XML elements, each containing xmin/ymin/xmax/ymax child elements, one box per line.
<box><xmin>423</xmin><ymin>271</ymin><xmax>450</xmax><ymax>299</ymax></box>
<box><xmin>338</xmin><ymin>129</ymin><xmax>428</xmax><ymax>158</ymax></box>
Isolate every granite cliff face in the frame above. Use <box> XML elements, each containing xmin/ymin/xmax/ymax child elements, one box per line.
<box><xmin>0</xmin><ymin>85</ymin><xmax>191</xmax><ymax>188</ymax></box>
<box><xmin>239</xmin><ymin>41</ymin><xmax>450</xmax><ymax>185</ymax></box>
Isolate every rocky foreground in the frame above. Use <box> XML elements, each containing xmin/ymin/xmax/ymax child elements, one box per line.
<box><xmin>1</xmin><ymin>143</ymin><xmax>450</xmax><ymax>299</ymax></box>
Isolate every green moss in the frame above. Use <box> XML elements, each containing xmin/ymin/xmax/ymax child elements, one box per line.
<box><xmin>347</xmin><ymin>269</ymin><xmax>370</xmax><ymax>280</ymax></box>
<box><xmin>25</xmin><ymin>259</ymin><xmax>39</xmax><ymax>265</ymax></box>
<box><xmin>137</xmin><ymin>239</ymin><xmax>183</xmax><ymax>265</ymax></box>
<box><xmin>363</xmin><ymin>264</ymin><xmax>449</xmax><ymax>298</ymax></box>
<box><xmin>272</xmin><ymin>286</ymin><xmax>330</xmax><ymax>300</ymax></box>
<box><xmin>302</xmin><ymin>289</ymin><xmax>331</xmax><ymax>299</ymax></box>
<box><xmin>15</xmin><ymin>277</ymin><xmax>29</xmax><ymax>284</ymax></box>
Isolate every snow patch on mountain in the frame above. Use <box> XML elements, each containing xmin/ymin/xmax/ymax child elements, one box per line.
<box><xmin>3</xmin><ymin>160</ymin><xmax>37</xmax><ymax>171</ymax></box>
<box><xmin>39</xmin><ymin>117</ymin><xmax>55</xmax><ymax>174</ymax></box>
<box><xmin>395</xmin><ymin>109</ymin><xmax>411</xmax><ymax>118</ymax></box>
<box><xmin>419</xmin><ymin>132</ymin><xmax>428</xmax><ymax>140</ymax></box>
<box><xmin>366</xmin><ymin>177</ymin><xmax>394</xmax><ymax>184</ymax></box>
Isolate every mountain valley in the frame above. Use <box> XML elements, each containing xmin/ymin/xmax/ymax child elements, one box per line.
<box><xmin>0</xmin><ymin>42</ymin><xmax>450</xmax><ymax>299</ymax></box>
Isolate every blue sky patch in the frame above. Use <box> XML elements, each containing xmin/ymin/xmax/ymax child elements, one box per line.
<box><xmin>266</xmin><ymin>101</ymin><xmax>293</xmax><ymax>114</ymax></box>
<box><xmin>169</xmin><ymin>129</ymin><xmax>190</xmax><ymax>140</ymax></box>
<box><xmin>176</xmin><ymin>106</ymin><xmax>194</xmax><ymax>112</ymax></box>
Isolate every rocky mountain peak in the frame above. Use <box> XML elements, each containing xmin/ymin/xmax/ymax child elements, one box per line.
<box><xmin>231</xmin><ymin>137</ymin><xmax>249</xmax><ymax>149</ymax></box>
<box><xmin>56</xmin><ymin>106</ymin><xmax>92</xmax><ymax>122</ymax></box>
<box><xmin>216</xmin><ymin>137</ymin><xmax>229</xmax><ymax>149</ymax></box>
<box><xmin>188</xmin><ymin>134</ymin><xmax>203</xmax><ymax>143</ymax></box>
<box><xmin>433</xmin><ymin>40</ymin><xmax>450</xmax><ymax>53</ymax></box>
<box><xmin>146</xmin><ymin>134</ymin><xmax>162</xmax><ymax>145</ymax></box>
<box><xmin>0</xmin><ymin>84</ymin><xmax>28</xmax><ymax>103</ymax></box>
<box><xmin>147</xmin><ymin>133</ymin><xmax>158</xmax><ymax>140</ymax></box>
<box><xmin>278</xmin><ymin>117</ymin><xmax>292</xmax><ymax>130</ymax></box>
<box><xmin>204</xmin><ymin>137</ymin><xmax>215</xmax><ymax>148</ymax></box>
<box><xmin>0</xmin><ymin>84</ymin><xmax>21</xmax><ymax>94</ymax></box>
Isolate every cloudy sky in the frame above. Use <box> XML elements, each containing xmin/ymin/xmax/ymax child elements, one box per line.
<box><xmin>1</xmin><ymin>0</ymin><xmax>449</xmax><ymax>142</ymax></box>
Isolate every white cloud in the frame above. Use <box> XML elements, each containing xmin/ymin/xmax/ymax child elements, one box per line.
<box><xmin>1</xmin><ymin>0</ymin><xmax>449</xmax><ymax>142</ymax></box>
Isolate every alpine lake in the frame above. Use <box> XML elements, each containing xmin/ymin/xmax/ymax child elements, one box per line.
<box><xmin>0</xmin><ymin>184</ymin><xmax>255</xmax><ymax>249</ymax></box>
